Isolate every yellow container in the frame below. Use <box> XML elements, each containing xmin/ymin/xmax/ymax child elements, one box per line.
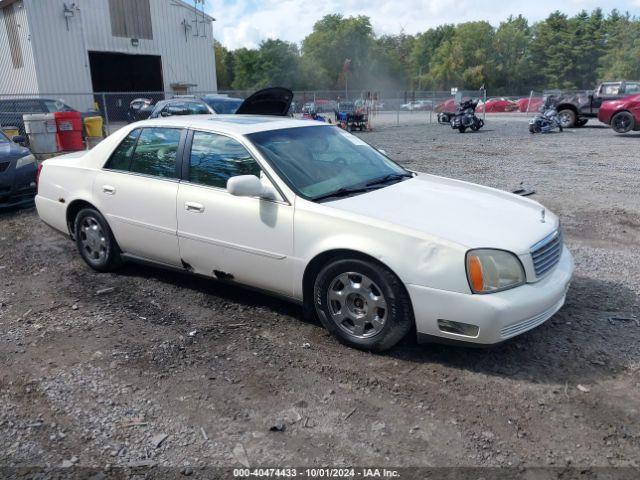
<box><xmin>2</xmin><ymin>126</ymin><xmax>19</xmax><ymax>139</ymax></box>
<box><xmin>84</xmin><ymin>116</ymin><xmax>104</xmax><ymax>138</ymax></box>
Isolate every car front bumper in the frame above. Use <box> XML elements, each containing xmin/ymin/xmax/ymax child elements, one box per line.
<box><xmin>408</xmin><ymin>246</ymin><xmax>574</xmax><ymax>345</ymax></box>
<box><xmin>0</xmin><ymin>166</ymin><xmax>37</xmax><ymax>210</ymax></box>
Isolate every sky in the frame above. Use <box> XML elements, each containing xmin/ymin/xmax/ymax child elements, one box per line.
<box><xmin>204</xmin><ymin>0</ymin><xmax>640</xmax><ymax>50</ymax></box>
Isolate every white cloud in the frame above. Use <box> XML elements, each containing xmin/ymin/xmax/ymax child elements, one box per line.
<box><xmin>206</xmin><ymin>0</ymin><xmax>640</xmax><ymax>49</ymax></box>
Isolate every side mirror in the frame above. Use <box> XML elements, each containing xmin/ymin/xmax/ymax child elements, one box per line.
<box><xmin>160</xmin><ymin>110</ymin><xmax>170</xmax><ymax>117</ymax></box>
<box><xmin>227</xmin><ymin>175</ymin><xmax>277</xmax><ymax>201</ymax></box>
<box><xmin>12</xmin><ymin>135</ymin><xmax>26</xmax><ymax>144</ymax></box>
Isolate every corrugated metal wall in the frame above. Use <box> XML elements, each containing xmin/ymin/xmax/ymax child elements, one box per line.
<box><xmin>2</xmin><ymin>0</ymin><xmax>217</xmax><ymax>109</ymax></box>
<box><xmin>0</xmin><ymin>1</ymin><xmax>39</xmax><ymax>94</ymax></box>
<box><xmin>28</xmin><ymin>1</ymin><xmax>216</xmax><ymax>92</ymax></box>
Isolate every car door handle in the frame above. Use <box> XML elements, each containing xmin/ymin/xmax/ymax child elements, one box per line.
<box><xmin>185</xmin><ymin>201</ymin><xmax>204</xmax><ymax>213</ymax></box>
<box><xmin>102</xmin><ymin>185</ymin><xmax>116</xmax><ymax>195</ymax></box>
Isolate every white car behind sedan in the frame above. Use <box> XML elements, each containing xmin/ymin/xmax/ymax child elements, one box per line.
<box><xmin>36</xmin><ymin>115</ymin><xmax>573</xmax><ymax>351</ymax></box>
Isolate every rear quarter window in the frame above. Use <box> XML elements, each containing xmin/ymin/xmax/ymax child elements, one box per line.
<box><xmin>104</xmin><ymin>129</ymin><xmax>142</xmax><ymax>171</ymax></box>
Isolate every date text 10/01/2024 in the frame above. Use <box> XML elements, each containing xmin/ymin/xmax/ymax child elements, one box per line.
<box><xmin>233</xmin><ymin>468</ymin><xmax>400</xmax><ymax>478</ymax></box>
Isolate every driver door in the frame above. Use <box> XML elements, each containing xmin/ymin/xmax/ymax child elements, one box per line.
<box><xmin>176</xmin><ymin>130</ymin><xmax>295</xmax><ymax>296</ymax></box>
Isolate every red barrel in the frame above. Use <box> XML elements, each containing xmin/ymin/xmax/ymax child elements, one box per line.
<box><xmin>54</xmin><ymin>111</ymin><xmax>84</xmax><ymax>151</ymax></box>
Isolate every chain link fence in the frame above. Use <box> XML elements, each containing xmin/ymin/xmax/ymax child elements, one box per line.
<box><xmin>0</xmin><ymin>89</ymin><xmax>545</xmax><ymax>141</ymax></box>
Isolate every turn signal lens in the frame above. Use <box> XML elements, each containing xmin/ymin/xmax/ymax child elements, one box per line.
<box><xmin>467</xmin><ymin>254</ymin><xmax>484</xmax><ymax>292</ymax></box>
<box><xmin>466</xmin><ymin>249</ymin><xmax>525</xmax><ymax>294</ymax></box>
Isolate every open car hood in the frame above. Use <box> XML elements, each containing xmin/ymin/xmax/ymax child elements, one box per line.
<box><xmin>235</xmin><ymin>87</ymin><xmax>293</xmax><ymax>116</ymax></box>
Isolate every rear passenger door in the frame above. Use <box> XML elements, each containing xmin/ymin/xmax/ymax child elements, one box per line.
<box><xmin>93</xmin><ymin>126</ymin><xmax>185</xmax><ymax>266</ymax></box>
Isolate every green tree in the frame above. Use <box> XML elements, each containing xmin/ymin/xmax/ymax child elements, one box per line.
<box><xmin>410</xmin><ymin>25</ymin><xmax>455</xmax><ymax>89</ymax></box>
<box><xmin>428</xmin><ymin>21</ymin><xmax>495</xmax><ymax>90</ymax></box>
<box><xmin>301</xmin><ymin>14</ymin><xmax>375</xmax><ymax>90</ymax></box>
<box><xmin>214</xmin><ymin>40</ymin><xmax>234</xmax><ymax>90</ymax></box>
<box><xmin>231</xmin><ymin>48</ymin><xmax>262</xmax><ymax>90</ymax></box>
<box><xmin>529</xmin><ymin>12</ymin><xmax>577</xmax><ymax>89</ymax></box>
<box><xmin>493</xmin><ymin>15</ymin><xmax>533</xmax><ymax>93</ymax></box>
<box><xmin>598</xmin><ymin>11</ymin><xmax>640</xmax><ymax>80</ymax></box>
<box><xmin>256</xmin><ymin>39</ymin><xmax>303</xmax><ymax>88</ymax></box>
<box><xmin>231</xmin><ymin>40</ymin><xmax>303</xmax><ymax>90</ymax></box>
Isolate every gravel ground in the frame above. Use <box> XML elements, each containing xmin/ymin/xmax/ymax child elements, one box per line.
<box><xmin>0</xmin><ymin>116</ymin><xmax>639</xmax><ymax>474</ymax></box>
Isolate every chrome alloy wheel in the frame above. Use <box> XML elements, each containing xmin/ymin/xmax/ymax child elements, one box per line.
<box><xmin>326</xmin><ymin>272</ymin><xmax>387</xmax><ymax>338</ymax></box>
<box><xmin>79</xmin><ymin>216</ymin><xmax>107</xmax><ymax>263</ymax></box>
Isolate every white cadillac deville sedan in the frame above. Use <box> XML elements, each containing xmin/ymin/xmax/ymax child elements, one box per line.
<box><xmin>36</xmin><ymin>115</ymin><xmax>574</xmax><ymax>351</ymax></box>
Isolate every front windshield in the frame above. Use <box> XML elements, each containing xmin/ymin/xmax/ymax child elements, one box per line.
<box><xmin>204</xmin><ymin>98</ymin><xmax>243</xmax><ymax>114</ymax></box>
<box><xmin>247</xmin><ymin>125</ymin><xmax>408</xmax><ymax>200</ymax></box>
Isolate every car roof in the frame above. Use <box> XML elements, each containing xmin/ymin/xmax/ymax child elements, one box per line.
<box><xmin>137</xmin><ymin>115</ymin><xmax>326</xmax><ymax>135</ymax></box>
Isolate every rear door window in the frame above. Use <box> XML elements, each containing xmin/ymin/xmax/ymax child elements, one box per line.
<box><xmin>129</xmin><ymin>128</ymin><xmax>182</xmax><ymax>178</ymax></box>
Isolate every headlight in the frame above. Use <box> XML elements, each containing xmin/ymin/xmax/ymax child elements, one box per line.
<box><xmin>16</xmin><ymin>154</ymin><xmax>36</xmax><ymax>169</ymax></box>
<box><xmin>466</xmin><ymin>249</ymin><xmax>525</xmax><ymax>294</ymax></box>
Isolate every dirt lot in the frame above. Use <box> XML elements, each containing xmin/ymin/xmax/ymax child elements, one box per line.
<box><xmin>1</xmin><ymin>116</ymin><xmax>639</xmax><ymax>473</ymax></box>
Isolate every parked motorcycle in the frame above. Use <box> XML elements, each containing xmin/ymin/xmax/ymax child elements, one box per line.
<box><xmin>529</xmin><ymin>97</ymin><xmax>563</xmax><ymax>133</ymax></box>
<box><xmin>450</xmin><ymin>99</ymin><xmax>484</xmax><ymax>133</ymax></box>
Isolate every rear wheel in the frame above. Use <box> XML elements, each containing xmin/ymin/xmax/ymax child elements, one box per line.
<box><xmin>313</xmin><ymin>258</ymin><xmax>413</xmax><ymax>351</ymax></box>
<box><xmin>74</xmin><ymin>208</ymin><xmax>123</xmax><ymax>272</ymax></box>
<box><xmin>611</xmin><ymin>111</ymin><xmax>634</xmax><ymax>134</ymax></box>
<box><xmin>558</xmin><ymin>109</ymin><xmax>576</xmax><ymax>128</ymax></box>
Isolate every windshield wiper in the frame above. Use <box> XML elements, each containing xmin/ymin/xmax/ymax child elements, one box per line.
<box><xmin>365</xmin><ymin>172</ymin><xmax>413</xmax><ymax>187</ymax></box>
<box><xmin>312</xmin><ymin>186</ymin><xmax>376</xmax><ymax>202</ymax></box>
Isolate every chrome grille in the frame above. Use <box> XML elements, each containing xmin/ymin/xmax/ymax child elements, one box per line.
<box><xmin>531</xmin><ymin>230</ymin><xmax>562</xmax><ymax>278</ymax></box>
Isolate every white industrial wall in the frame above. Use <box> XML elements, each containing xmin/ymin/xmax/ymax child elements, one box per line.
<box><xmin>0</xmin><ymin>0</ymin><xmax>40</xmax><ymax>94</ymax></box>
<box><xmin>25</xmin><ymin>0</ymin><xmax>217</xmax><ymax>104</ymax></box>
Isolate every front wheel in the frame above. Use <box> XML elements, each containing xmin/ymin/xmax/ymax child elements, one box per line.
<box><xmin>74</xmin><ymin>208</ymin><xmax>123</xmax><ymax>272</ymax></box>
<box><xmin>611</xmin><ymin>111</ymin><xmax>635</xmax><ymax>134</ymax></box>
<box><xmin>313</xmin><ymin>258</ymin><xmax>414</xmax><ymax>351</ymax></box>
<box><xmin>458</xmin><ymin>126</ymin><xmax>467</xmax><ymax>133</ymax></box>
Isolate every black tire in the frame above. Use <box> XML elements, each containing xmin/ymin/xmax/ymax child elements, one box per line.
<box><xmin>313</xmin><ymin>257</ymin><xmax>413</xmax><ymax>352</ymax></box>
<box><xmin>611</xmin><ymin>111</ymin><xmax>634</xmax><ymax>134</ymax></box>
<box><xmin>529</xmin><ymin>124</ymin><xmax>536</xmax><ymax>134</ymax></box>
<box><xmin>458</xmin><ymin>126</ymin><xmax>466</xmax><ymax>133</ymax></box>
<box><xmin>558</xmin><ymin>109</ymin><xmax>576</xmax><ymax>128</ymax></box>
<box><xmin>558</xmin><ymin>124</ymin><xmax>563</xmax><ymax>132</ymax></box>
<box><xmin>74</xmin><ymin>208</ymin><xmax>123</xmax><ymax>272</ymax></box>
<box><xmin>576</xmin><ymin>118</ymin><xmax>589</xmax><ymax>127</ymax></box>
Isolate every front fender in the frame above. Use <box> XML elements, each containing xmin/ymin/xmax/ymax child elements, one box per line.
<box><xmin>292</xmin><ymin>201</ymin><xmax>470</xmax><ymax>299</ymax></box>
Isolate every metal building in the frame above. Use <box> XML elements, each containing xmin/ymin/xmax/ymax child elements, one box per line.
<box><xmin>0</xmin><ymin>0</ymin><xmax>218</xmax><ymax>109</ymax></box>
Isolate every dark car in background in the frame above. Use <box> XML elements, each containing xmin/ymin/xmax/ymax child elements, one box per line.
<box><xmin>0</xmin><ymin>131</ymin><xmax>37</xmax><ymax>209</ymax></box>
<box><xmin>127</xmin><ymin>98</ymin><xmax>154</xmax><ymax>123</ymax></box>
<box><xmin>148</xmin><ymin>98</ymin><xmax>214</xmax><ymax>118</ymax></box>
<box><xmin>0</xmin><ymin>98</ymin><xmax>97</xmax><ymax>136</ymax></box>
<box><xmin>202</xmin><ymin>95</ymin><xmax>244</xmax><ymax>114</ymax></box>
